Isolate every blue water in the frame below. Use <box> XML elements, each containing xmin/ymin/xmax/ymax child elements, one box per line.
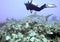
<box><xmin>0</xmin><ymin>0</ymin><xmax>60</xmax><ymax>22</ymax></box>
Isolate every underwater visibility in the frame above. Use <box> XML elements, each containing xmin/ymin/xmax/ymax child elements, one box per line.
<box><xmin>0</xmin><ymin>0</ymin><xmax>60</xmax><ymax>42</ymax></box>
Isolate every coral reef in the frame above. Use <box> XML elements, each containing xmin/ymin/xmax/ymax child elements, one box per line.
<box><xmin>0</xmin><ymin>14</ymin><xmax>60</xmax><ymax>42</ymax></box>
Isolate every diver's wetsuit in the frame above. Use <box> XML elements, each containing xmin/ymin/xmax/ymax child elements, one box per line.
<box><xmin>25</xmin><ymin>3</ymin><xmax>46</xmax><ymax>11</ymax></box>
<box><xmin>34</xmin><ymin>4</ymin><xmax>46</xmax><ymax>11</ymax></box>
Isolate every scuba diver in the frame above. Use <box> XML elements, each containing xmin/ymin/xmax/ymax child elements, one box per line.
<box><xmin>24</xmin><ymin>0</ymin><xmax>56</xmax><ymax>13</ymax></box>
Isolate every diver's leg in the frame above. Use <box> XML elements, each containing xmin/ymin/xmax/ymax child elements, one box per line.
<box><xmin>39</xmin><ymin>4</ymin><xmax>46</xmax><ymax>11</ymax></box>
<box><xmin>39</xmin><ymin>4</ymin><xmax>56</xmax><ymax>11</ymax></box>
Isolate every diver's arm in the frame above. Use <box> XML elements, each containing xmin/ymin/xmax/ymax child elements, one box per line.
<box><xmin>30</xmin><ymin>0</ymin><xmax>33</xmax><ymax>3</ymax></box>
<box><xmin>30</xmin><ymin>10</ymin><xmax>32</xmax><ymax>13</ymax></box>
